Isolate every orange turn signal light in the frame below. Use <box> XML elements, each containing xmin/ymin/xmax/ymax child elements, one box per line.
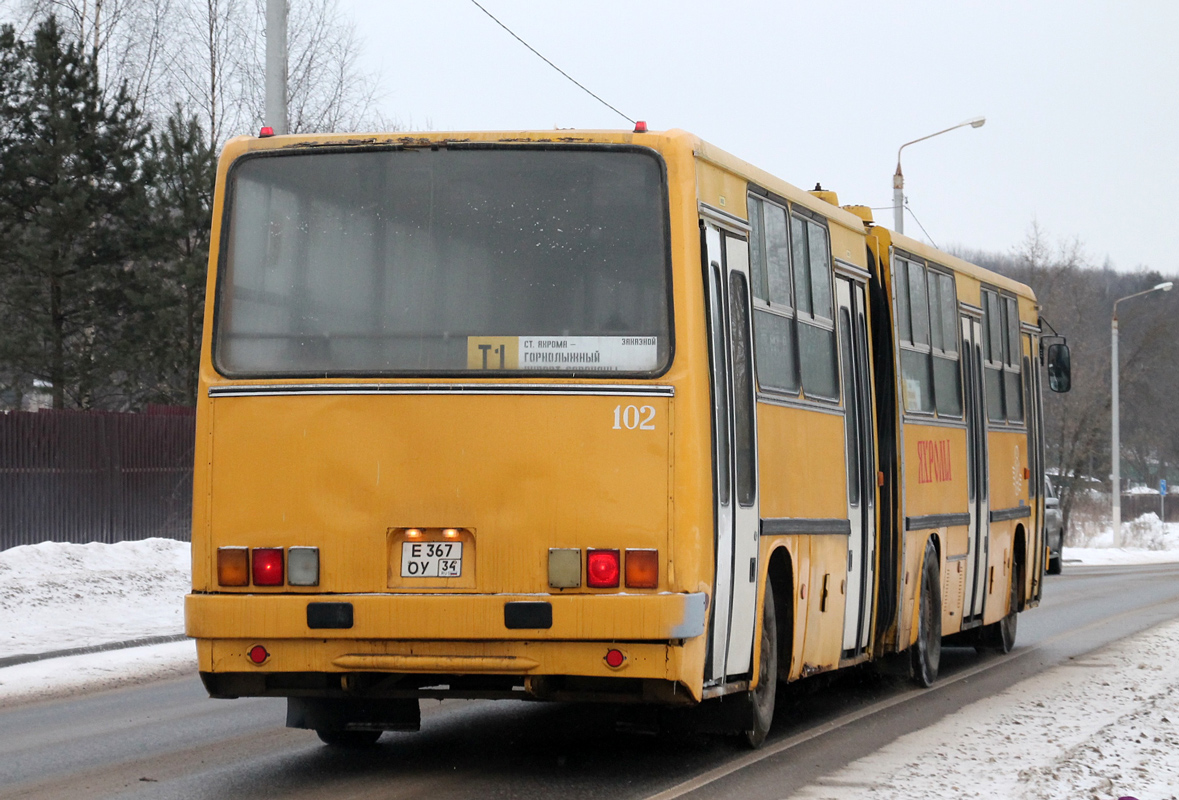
<box><xmin>217</xmin><ymin>547</ymin><xmax>249</xmax><ymax>586</ymax></box>
<box><xmin>625</xmin><ymin>549</ymin><xmax>659</xmax><ymax>589</ymax></box>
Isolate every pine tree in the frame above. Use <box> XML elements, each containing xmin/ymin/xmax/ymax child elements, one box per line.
<box><xmin>128</xmin><ymin>107</ymin><xmax>215</xmax><ymax>406</ymax></box>
<box><xmin>0</xmin><ymin>17</ymin><xmax>149</xmax><ymax>409</ymax></box>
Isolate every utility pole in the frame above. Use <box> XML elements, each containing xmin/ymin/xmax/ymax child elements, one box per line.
<box><xmin>265</xmin><ymin>0</ymin><xmax>288</xmax><ymax>134</ymax></box>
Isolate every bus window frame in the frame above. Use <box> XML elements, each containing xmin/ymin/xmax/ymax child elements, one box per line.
<box><xmin>892</xmin><ymin>252</ymin><xmax>965</xmax><ymax>422</ymax></box>
<box><xmin>979</xmin><ymin>285</ymin><xmax>1028</xmax><ymax>429</ymax></box>
<box><xmin>209</xmin><ymin>142</ymin><xmax>677</xmax><ymax>382</ymax></box>
<box><xmin>745</xmin><ymin>188</ymin><xmax>839</xmax><ymax>404</ymax></box>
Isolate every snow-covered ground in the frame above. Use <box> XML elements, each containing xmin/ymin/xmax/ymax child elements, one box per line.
<box><xmin>0</xmin><ymin>538</ymin><xmax>191</xmax><ymax>658</ymax></box>
<box><xmin>0</xmin><ymin>539</ymin><xmax>196</xmax><ymax>704</ymax></box>
<box><xmin>2</xmin><ymin>537</ymin><xmax>1178</xmax><ymax>799</ymax></box>
<box><xmin>789</xmin><ymin>616</ymin><xmax>1179</xmax><ymax>800</ymax></box>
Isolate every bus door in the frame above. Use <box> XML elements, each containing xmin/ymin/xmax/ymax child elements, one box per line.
<box><xmin>837</xmin><ymin>277</ymin><xmax>876</xmax><ymax>655</ymax></box>
<box><xmin>702</xmin><ymin>219</ymin><xmax>761</xmax><ymax>682</ymax></box>
<box><xmin>961</xmin><ymin>315</ymin><xmax>989</xmax><ymax>621</ymax></box>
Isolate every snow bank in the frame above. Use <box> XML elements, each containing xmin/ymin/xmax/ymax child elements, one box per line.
<box><xmin>0</xmin><ymin>640</ymin><xmax>196</xmax><ymax>704</ymax></box>
<box><xmin>1065</xmin><ymin>514</ymin><xmax>1179</xmax><ymax>564</ymax></box>
<box><xmin>0</xmin><ymin>538</ymin><xmax>190</xmax><ymax>659</ymax></box>
<box><xmin>789</xmin><ymin>617</ymin><xmax>1179</xmax><ymax>800</ymax></box>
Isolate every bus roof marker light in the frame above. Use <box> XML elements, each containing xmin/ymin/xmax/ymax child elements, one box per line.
<box><xmin>633</xmin><ymin>121</ymin><xmax>648</xmax><ymax>133</ymax></box>
<box><xmin>259</xmin><ymin>126</ymin><xmax>275</xmax><ymax>137</ymax></box>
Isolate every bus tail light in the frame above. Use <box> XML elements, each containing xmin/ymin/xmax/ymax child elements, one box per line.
<box><xmin>548</xmin><ymin>548</ymin><xmax>581</xmax><ymax>588</ymax></box>
<box><xmin>252</xmin><ymin>548</ymin><xmax>284</xmax><ymax>586</ymax></box>
<box><xmin>625</xmin><ymin>549</ymin><xmax>658</xmax><ymax>588</ymax></box>
<box><xmin>217</xmin><ymin>547</ymin><xmax>249</xmax><ymax>586</ymax></box>
<box><xmin>586</xmin><ymin>549</ymin><xmax>620</xmax><ymax>588</ymax></box>
<box><xmin>288</xmin><ymin>547</ymin><xmax>319</xmax><ymax>586</ymax></box>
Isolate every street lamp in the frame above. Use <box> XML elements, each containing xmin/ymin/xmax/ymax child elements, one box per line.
<box><xmin>1111</xmin><ymin>281</ymin><xmax>1173</xmax><ymax>545</ymax></box>
<box><xmin>893</xmin><ymin>116</ymin><xmax>986</xmax><ymax>234</ymax></box>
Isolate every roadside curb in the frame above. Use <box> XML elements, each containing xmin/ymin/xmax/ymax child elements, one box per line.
<box><xmin>0</xmin><ymin>634</ymin><xmax>189</xmax><ymax>669</ymax></box>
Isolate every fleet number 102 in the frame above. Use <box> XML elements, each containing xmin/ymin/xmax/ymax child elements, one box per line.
<box><xmin>613</xmin><ymin>405</ymin><xmax>656</xmax><ymax>430</ymax></box>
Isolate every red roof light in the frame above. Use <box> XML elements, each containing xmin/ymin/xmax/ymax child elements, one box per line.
<box><xmin>259</xmin><ymin>126</ymin><xmax>275</xmax><ymax>137</ymax></box>
<box><xmin>633</xmin><ymin>120</ymin><xmax>648</xmax><ymax>133</ymax></box>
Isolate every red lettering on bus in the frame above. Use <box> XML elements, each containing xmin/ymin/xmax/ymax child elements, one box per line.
<box><xmin>917</xmin><ymin>439</ymin><xmax>952</xmax><ymax>484</ymax></box>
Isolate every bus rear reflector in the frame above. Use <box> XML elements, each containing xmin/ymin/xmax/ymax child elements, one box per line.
<box><xmin>625</xmin><ymin>549</ymin><xmax>658</xmax><ymax>588</ymax></box>
<box><xmin>217</xmin><ymin>547</ymin><xmax>249</xmax><ymax>586</ymax></box>
<box><xmin>587</xmin><ymin>549</ymin><xmax>620</xmax><ymax>588</ymax></box>
<box><xmin>252</xmin><ymin>548</ymin><xmax>284</xmax><ymax>586</ymax></box>
<box><xmin>288</xmin><ymin>547</ymin><xmax>319</xmax><ymax>586</ymax></box>
<box><xmin>248</xmin><ymin>644</ymin><xmax>269</xmax><ymax>664</ymax></box>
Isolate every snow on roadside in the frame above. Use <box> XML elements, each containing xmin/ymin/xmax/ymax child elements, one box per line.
<box><xmin>0</xmin><ymin>538</ymin><xmax>190</xmax><ymax>658</ymax></box>
<box><xmin>1064</xmin><ymin>546</ymin><xmax>1179</xmax><ymax>566</ymax></box>
<box><xmin>0</xmin><ymin>640</ymin><xmax>196</xmax><ymax>704</ymax></box>
<box><xmin>788</xmin><ymin>617</ymin><xmax>1179</xmax><ymax>800</ymax></box>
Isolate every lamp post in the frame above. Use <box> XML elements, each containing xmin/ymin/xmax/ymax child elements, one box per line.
<box><xmin>1112</xmin><ymin>281</ymin><xmax>1173</xmax><ymax>545</ymax></box>
<box><xmin>265</xmin><ymin>0</ymin><xmax>288</xmax><ymax>134</ymax></box>
<box><xmin>893</xmin><ymin>116</ymin><xmax>986</xmax><ymax>234</ymax></box>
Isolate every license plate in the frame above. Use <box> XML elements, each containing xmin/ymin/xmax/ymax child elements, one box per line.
<box><xmin>401</xmin><ymin>541</ymin><xmax>463</xmax><ymax>578</ymax></box>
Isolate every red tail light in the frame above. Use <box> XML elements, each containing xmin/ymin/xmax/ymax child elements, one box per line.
<box><xmin>586</xmin><ymin>549</ymin><xmax>620</xmax><ymax>588</ymax></box>
<box><xmin>252</xmin><ymin>548</ymin><xmax>284</xmax><ymax>586</ymax></box>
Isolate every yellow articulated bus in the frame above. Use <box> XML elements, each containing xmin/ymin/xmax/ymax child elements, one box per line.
<box><xmin>185</xmin><ymin>127</ymin><xmax>1071</xmax><ymax>748</ymax></box>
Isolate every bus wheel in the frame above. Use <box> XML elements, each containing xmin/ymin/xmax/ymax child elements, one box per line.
<box><xmin>315</xmin><ymin>728</ymin><xmax>383</xmax><ymax>747</ymax></box>
<box><xmin>910</xmin><ymin>540</ymin><xmax>942</xmax><ymax>688</ymax></box>
<box><xmin>980</xmin><ymin>564</ymin><xmax>1019</xmax><ymax>653</ymax></box>
<box><xmin>743</xmin><ymin>581</ymin><xmax>778</xmax><ymax>749</ymax></box>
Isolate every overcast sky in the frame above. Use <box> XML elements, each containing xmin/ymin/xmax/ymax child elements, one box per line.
<box><xmin>336</xmin><ymin>0</ymin><xmax>1178</xmax><ymax>274</ymax></box>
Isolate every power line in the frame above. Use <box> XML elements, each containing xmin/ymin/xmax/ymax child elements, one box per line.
<box><xmin>905</xmin><ymin>205</ymin><xmax>939</xmax><ymax>249</ymax></box>
<box><xmin>467</xmin><ymin>0</ymin><xmax>635</xmax><ymax>125</ymax></box>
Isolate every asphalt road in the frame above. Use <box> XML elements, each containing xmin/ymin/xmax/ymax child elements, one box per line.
<box><xmin>3</xmin><ymin>563</ymin><xmax>1178</xmax><ymax>800</ymax></box>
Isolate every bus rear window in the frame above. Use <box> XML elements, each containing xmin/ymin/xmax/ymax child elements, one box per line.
<box><xmin>215</xmin><ymin>146</ymin><xmax>671</xmax><ymax>377</ymax></box>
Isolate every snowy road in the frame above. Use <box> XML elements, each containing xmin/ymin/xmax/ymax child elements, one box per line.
<box><xmin>2</xmin><ymin>562</ymin><xmax>1178</xmax><ymax>799</ymax></box>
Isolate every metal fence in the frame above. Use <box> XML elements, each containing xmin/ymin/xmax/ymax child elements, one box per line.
<box><xmin>0</xmin><ymin>408</ymin><xmax>195</xmax><ymax>550</ymax></box>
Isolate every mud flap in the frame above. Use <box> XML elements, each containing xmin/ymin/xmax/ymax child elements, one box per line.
<box><xmin>286</xmin><ymin>696</ymin><xmax>421</xmax><ymax>732</ymax></box>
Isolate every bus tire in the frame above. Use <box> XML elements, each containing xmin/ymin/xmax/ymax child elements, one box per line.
<box><xmin>315</xmin><ymin>728</ymin><xmax>383</xmax><ymax>748</ymax></box>
<box><xmin>910</xmin><ymin>540</ymin><xmax>942</xmax><ymax>688</ymax></box>
<box><xmin>743</xmin><ymin>581</ymin><xmax>778</xmax><ymax>749</ymax></box>
<box><xmin>980</xmin><ymin>563</ymin><xmax>1019</xmax><ymax>653</ymax></box>
<box><xmin>1047</xmin><ymin>555</ymin><xmax>1062</xmax><ymax>575</ymax></box>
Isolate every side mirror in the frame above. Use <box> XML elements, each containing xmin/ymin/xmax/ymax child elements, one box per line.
<box><xmin>1046</xmin><ymin>343</ymin><xmax>1071</xmax><ymax>393</ymax></box>
<box><xmin>1045</xmin><ymin>495</ymin><xmax>1059</xmax><ymax>509</ymax></box>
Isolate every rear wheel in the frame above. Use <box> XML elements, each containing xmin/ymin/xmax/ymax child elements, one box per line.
<box><xmin>315</xmin><ymin>728</ymin><xmax>383</xmax><ymax>747</ymax></box>
<box><xmin>910</xmin><ymin>540</ymin><xmax>942</xmax><ymax>687</ymax></box>
<box><xmin>743</xmin><ymin>581</ymin><xmax>778</xmax><ymax>749</ymax></box>
<box><xmin>1047</xmin><ymin>554</ymin><xmax>1062</xmax><ymax>575</ymax></box>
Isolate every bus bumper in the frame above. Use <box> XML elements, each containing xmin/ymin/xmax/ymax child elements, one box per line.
<box><xmin>186</xmin><ymin>591</ymin><xmax>708</xmax><ymax>698</ymax></box>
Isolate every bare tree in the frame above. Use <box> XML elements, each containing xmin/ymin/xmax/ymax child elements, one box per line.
<box><xmin>2</xmin><ymin>0</ymin><xmax>388</xmax><ymax>145</ymax></box>
<box><xmin>239</xmin><ymin>0</ymin><xmax>383</xmax><ymax>135</ymax></box>
<box><xmin>1</xmin><ymin>0</ymin><xmax>173</xmax><ymax>115</ymax></box>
